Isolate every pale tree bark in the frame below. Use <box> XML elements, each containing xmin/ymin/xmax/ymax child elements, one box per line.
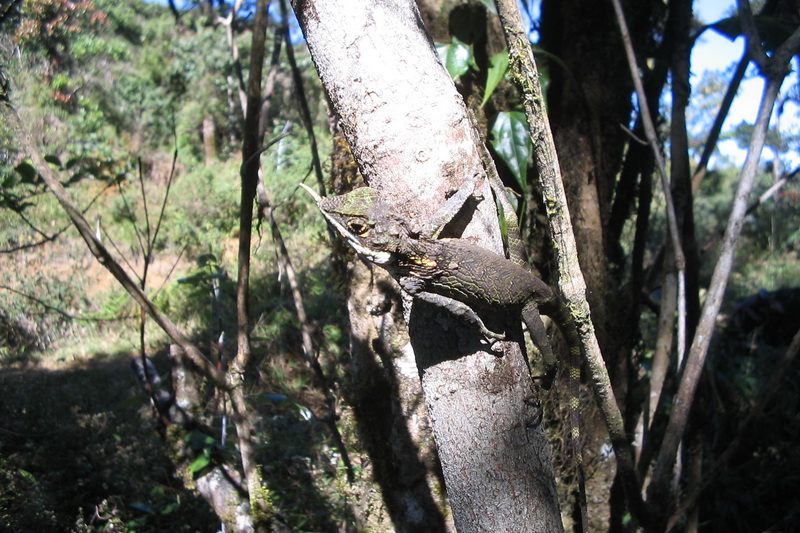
<box><xmin>203</xmin><ymin>114</ymin><xmax>217</xmax><ymax>165</ymax></box>
<box><xmin>292</xmin><ymin>1</ymin><xmax>563</xmax><ymax>531</ymax></box>
<box><xmin>167</xmin><ymin>345</ymin><xmax>257</xmax><ymax>533</ymax></box>
<box><xmin>325</xmin><ymin>117</ymin><xmax>453</xmax><ymax>529</ymax></box>
<box><xmin>324</xmin><ymin>110</ymin><xmax>453</xmax><ymax>529</ymax></box>
<box><xmin>346</xmin><ymin>259</ymin><xmax>454</xmax><ymax>531</ymax></box>
<box><xmin>220</xmin><ymin>0</ymin><xmax>248</xmax><ymax>114</ymax></box>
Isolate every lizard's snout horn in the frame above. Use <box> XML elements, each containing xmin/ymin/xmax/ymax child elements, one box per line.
<box><xmin>298</xmin><ymin>182</ymin><xmax>322</xmax><ymax>203</ymax></box>
<box><xmin>298</xmin><ymin>183</ymin><xmax>322</xmax><ymax>203</ymax></box>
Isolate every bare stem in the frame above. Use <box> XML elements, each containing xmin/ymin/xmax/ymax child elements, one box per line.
<box><xmin>647</xmin><ymin>71</ymin><xmax>784</xmax><ymax>520</ymax></box>
<box><xmin>1</xmin><ymin>99</ymin><xmax>225</xmax><ymax>387</ymax></box>
<box><xmin>493</xmin><ymin>0</ymin><xmax>645</xmax><ymax>524</ymax></box>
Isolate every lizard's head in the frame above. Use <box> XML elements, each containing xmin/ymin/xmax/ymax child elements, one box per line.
<box><xmin>300</xmin><ymin>184</ymin><xmax>403</xmax><ymax>265</ymax></box>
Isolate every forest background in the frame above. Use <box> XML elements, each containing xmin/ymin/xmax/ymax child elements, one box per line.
<box><xmin>1</xmin><ymin>0</ymin><xmax>799</xmax><ymax>532</ymax></box>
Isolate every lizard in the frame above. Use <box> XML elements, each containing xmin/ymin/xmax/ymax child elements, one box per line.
<box><xmin>300</xmin><ymin>175</ymin><xmax>588</xmax><ymax>531</ymax></box>
<box><xmin>299</xmin><ymin>177</ymin><xmax>580</xmax><ymax>389</ymax></box>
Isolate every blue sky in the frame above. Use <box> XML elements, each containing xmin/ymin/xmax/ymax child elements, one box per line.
<box><xmin>515</xmin><ymin>0</ymin><xmax>798</xmax><ymax>167</ymax></box>
<box><xmin>693</xmin><ymin>0</ymin><xmax>799</xmax><ymax>167</ymax></box>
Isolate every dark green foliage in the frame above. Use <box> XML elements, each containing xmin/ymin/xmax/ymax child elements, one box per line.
<box><xmin>0</xmin><ymin>160</ymin><xmax>41</xmax><ymax>213</ymax></box>
<box><xmin>0</xmin><ymin>356</ymin><xmax>218</xmax><ymax>532</ymax></box>
<box><xmin>0</xmin><ymin>459</ymin><xmax>57</xmax><ymax>532</ymax></box>
<box><xmin>699</xmin><ymin>334</ymin><xmax>800</xmax><ymax>532</ymax></box>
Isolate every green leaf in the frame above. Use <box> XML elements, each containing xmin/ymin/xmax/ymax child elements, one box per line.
<box><xmin>189</xmin><ymin>453</ymin><xmax>211</xmax><ymax>474</ymax></box>
<box><xmin>707</xmin><ymin>15</ymin><xmax>796</xmax><ymax>51</ymax></box>
<box><xmin>481</xmin><ymin>51</ymin><xmax>509</xmax><ymax>107</ymax></box>
<box><xmin>184</xmin><ymin>430</ymin><xmax>216</xmax><ymax>451</ymax></box>
<box><xmin>490</xmin><ymin>111</ymin><xmax>531</xmax><ymax>190</ymax></box>
<box><xmin>496</xmin><ymin>196</ymin><xmax>509</xmax><ymax>243</ymax></box>
<box><xmin>436</xmin><ymin>37</ymin><xmax>473</xmax><ymax>80</ymax></box>
<box><xmin>161</xmin><ymin>502</ymin><xmax>179</xmax><ymax>515</ymax></box>
<box><xmin>17</xmin><ymin>469</ymin><xmax>37</xmax><ymax>483</ymax></box>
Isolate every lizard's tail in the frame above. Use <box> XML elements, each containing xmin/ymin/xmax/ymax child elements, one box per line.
<box><xmin>548</xmin><ymin>299</ymin><xmax>589</xmax><ymax>533</ymax></box>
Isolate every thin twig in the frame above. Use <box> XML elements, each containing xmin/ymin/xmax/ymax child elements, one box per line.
<box><xmin>0</xmin><ymin>283</ymin><xmax>135</xmax><ymax>322</ymax></box>
<box><xmin>745</xmin><ymin>166</ymin><xmax>800</xmax><ymax>216</ymax></box>
<box><xmin>259</xmin><ymin>184</ymin><xmax>355</xmax><ymax>483</ymax></box>
<box><xmin>152</xmin><ymin>244</ymin><xmax>188</xmax><ymax>299</ymax></box>
<box><xmin>115</xmin><ymin>171</ymin><xmax>147</xmax><ymax>260</ymax></box>
<box><xmin>610</xmin><ymin>0</ymin><xmax>688</xmax><ymax>378</ymax></box>
<box><xmin>258</xmin><ymin>17</ymin><xmax>286</xmax><ymax>139</ymax></box>
<box><xmin>691</xmin><ymin>49</ymin><xmax>749</xmax><ymax>193</ymax></box>
<box><xmin>1</xmin><ymin>179</ymin><xmax>118</xmax><ymax>254</ymax></box>
<box><xmin>619</xmin><ymin>124</ymin><xmax>648</xmax><ymax>145</ymax></box>
<box><xmin>138</xmin><ymin>158</ymin><xmax>153</xmax><ymax>252</ymax></box>
<box><xmin>1</xmin><ymin>98</ymin><xmax>226</xmax><ymax>388</ymax></box>
<box><xmin>100</xmin><ymin>223</ymin><xmax>143</xmax><ymax>286</ymax></box>
<box><xmin>648</xmin><ymin>39</ymin><xmax>788</xmax><ymax>527</ymax></box>
<box><xmin>279</xmin><ymin>0</ymin><xmax>326</xmax><ymax>197</ymax></box>
<box><xmin>149</xmin><ymin>148</ymin><xmax>178</xmax><ymax>255</ymax></box>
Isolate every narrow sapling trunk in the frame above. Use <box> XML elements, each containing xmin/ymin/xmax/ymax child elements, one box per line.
<box><xmin>292</xmin><ymin>1</ymin><xmax>563</xmax><ymax>531</ymax></box>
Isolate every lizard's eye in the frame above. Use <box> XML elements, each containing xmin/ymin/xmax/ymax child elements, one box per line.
<box><xmin>347</xmin><ymin>221</ymin><xmax>370</xmax><ymax>236</ymax></box>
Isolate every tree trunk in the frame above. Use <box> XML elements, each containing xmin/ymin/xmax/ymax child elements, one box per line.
<box><xmin>203</xmin><ymin>114</ymin><xmax>217</xmax><ymax>165</ymax></box>
<box><xmin>538</xmin><ymin>0</ymin><xmax>657</xmax><ymax>373</ymax></box>
<box><xmin>167</xmin><ymin>345</ymin><xmax>257</xmax><ymax>533</ymax></box>
<box><xmin>293</xmin><ymin>1</ymin><xmax>563</xmax><ymax>531</ymax></box>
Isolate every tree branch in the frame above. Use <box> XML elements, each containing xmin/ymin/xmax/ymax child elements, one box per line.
<box><xmin>493</xmin><ymin>0</ymin><xmax>645</xmax><ymax>525</ymax></box>
<box><xmin>1</xmin><ymin>180</ymin><xmax>116</xmax><ymax>254</ymax></box>
<box><xmin>230</xmin><ymin>1</ymin><xmax>277</xmax><ymax>528</ymax></box>
<box><xmin>610</xmin><ymin>0</ymin><xmax>688</xmax><ymax>392</ymax></box>
<box><xmin>691</xmin><ymin>50</ymin><xmax>749</xmax><ymax>193</ymax></box>
<box><xmin>647</xmin><ymin>58</ymin><xmax>786</xmax><ymax>523</ymax></box>
<box><xmin>279</xmin><ymin>0</ymin><xmax>326</xmax><ymax>197</ymax></box>
<box><xmin>667</xmin><ymin>325</ymin><xmax>800</xmax><ymax>529</ymax></box>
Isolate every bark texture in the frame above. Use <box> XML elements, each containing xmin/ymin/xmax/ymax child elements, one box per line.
<box><xmin>293</xmin><ymin>0</ymin><xmax>564</xmax><ymax>531</ymax></box>
<box><xmin>538</xmin><ymin>0</ymin><xmax>657</xmax><ymax>370</ymax></box>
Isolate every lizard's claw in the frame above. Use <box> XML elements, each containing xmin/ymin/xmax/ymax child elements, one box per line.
<box><xmin>479</xmin><ymin>326</ymin><xmax>506</xmax><ymax>342</ymax></box>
